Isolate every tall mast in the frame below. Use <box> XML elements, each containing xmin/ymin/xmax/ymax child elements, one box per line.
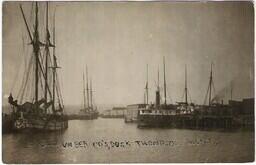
<box><xmin>20</xmin><ymin>2</ymin><xmax>52</xmax><ymax>103</ymax></box>
<box><xmin>90</xmin><ymin>78</ymin><xmax>93</xmax><ymax>110</ymax></box>
<box><xmin>50</xmin><ymin>6</ymin><xmax>62</xmax><ymax>112</ymax></box>
<box><xmin>20</xmin><ymin>5</ymin><xmax>33</xmax><ymax>42</ymax></box>
<box><xmin>163</xmin><ymin>56</ymin><xmax>167</xmax><ymax>105</ymax></box>
<box><xmin>52</xmin><ymin>6</ymin><xmax>56</xmax><ymax>112</ymax></box>
<box><xmin>144</xmin><ymin>92</ymin><xmax>146</xmax><ymax>104</ymax></box>
<box><xmin>34</xmin><ymin>2</ymin><xmax>40</xmax><ymax>103</ymax></box>
<box><xmin>45</xmin><ymin>2</ymin><xmax>49</xmax><ymax>104</ymax></box>
<box><xmin>156</xmin><ymin>68</ymin><xmax>161</xmax><ymax>107</ymax></box>
<box><xmin>82</xmin><ymin>71</ymin><xmax>86</xmax><ymax>110</ymax></box>
<box><xmin>158</xmin><ymin>67</ymin><xmax>160</xmax><ymax>92</ymax></box>
<box><xmin>208</xmin><ymin>63</ymin><xmax>213</xmax><ymax>106</ymax></box>
<box><xmin>230</xmin><ymin>81</ymin><xmax>233</xmax><ymax>101</ymax></box>
<box><xmin>155</xmin><ymin>67</ymin><xmax>161</xmax><ymax>107</ymax></box>
<box><xmin>86</xmin><ymin>65</ymin><xmax>90</xmax><ymax>109</ymax></box>
<box><xmin>146</xmin><ymin>64</ymin><xmax>149</xmax><ymax>105</ymax></box>
<box><xmin>185</xmin><ymin>65</ymin><xmax>188</xmax><ymax>105</ymax></box>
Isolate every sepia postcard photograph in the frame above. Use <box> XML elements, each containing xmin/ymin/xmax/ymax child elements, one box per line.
<box><xmin>2</xmin><ymin>1</ymin><xmax>255</xmax><ymax>163</ymax></box>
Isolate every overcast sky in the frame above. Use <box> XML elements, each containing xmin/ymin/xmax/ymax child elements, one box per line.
<box><xmin>3</xmin><ymin>1</ymin><xmax>254</xmax><ymax>106</ymax></box>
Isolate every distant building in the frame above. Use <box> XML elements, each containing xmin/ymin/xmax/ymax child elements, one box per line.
<box><xmin>101</xmin><ymin>107</ymin><xmax>126</xmax><ymax>118</ymax></box>
<box><xmin>125</xmin><ymin>104</ymin><xmax>147</xmax><ymax>123</ymax></box>
<box><xmin>229</xmin><ymin>100</ymin><xmax>242</xmax><ymax>115</ymax></box>
<box><xmin>242</xmin><ymin>98</ymin><xmax>254</xmax><ymax>115</ymax></box>
<box><xmin>229</xmin><ymin>98</ymin><xmax>254</xmax><ymax>116</ymax></box>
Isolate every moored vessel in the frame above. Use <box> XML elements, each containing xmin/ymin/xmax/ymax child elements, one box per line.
<box><xmin>7</xmin><ymin>2</ymin><xmax>68</xmax><ymax>132</ymax></box>
<box><xmin>138</xmin><ymin>56</ymin><xmax>177</xmax><ymax>128</ymax></box>
<box><xmin>138</xmin><ymin>61</ymin><xmax>237</xmax><ymax>129</ymax></box>
<box><xmin>68</xmin><ymin>66</ymin><xmax>99</xmax><ymax>120</ymax></box>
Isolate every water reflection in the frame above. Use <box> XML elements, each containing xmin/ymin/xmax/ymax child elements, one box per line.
<box><xmin>2</xmin><ymin>118</ymin><xmax>254</xmax><ymax>163</ymax></box>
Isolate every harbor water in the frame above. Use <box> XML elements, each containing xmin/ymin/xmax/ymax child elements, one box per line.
<box><xmin>2</xmin><ymin>117</ymin><xmax>254</xmax><ymax>163</ymax></box>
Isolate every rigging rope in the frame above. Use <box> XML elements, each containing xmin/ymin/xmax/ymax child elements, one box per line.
<box><xmin>166</xmin><ymin>87</ymin><xmax>172</xmax><ymax>104</ymax></box>
<box><xmin>17</xmin><ymin>37</ymin><xmax>29</xmax><ymax>100</ymax></box>
<box><xmin>16</xmin><ymin>2</ymin><xmax>64</xmax><ymax>112</ymax></box>
<box><xmin>188</xmin><ymin>90</ymin><xmax>193</xmax><ymax>104</ymax></box>
<box><xmin>11</xmin><ymin>36</ymin><xmax>25</xmax><ymax>94</ymax></box>
<box><xmin>212</xmin><ymin>81</ymin><xmax>216</xmax><ymax>102</ymax></box>
<box><xmin>18</xmin><ymin>52</ymin><xmax>34</xmax><ymax>103</ymax></box>
<box><xmin>181</xmin><ymin>89</ymin><xmax>185</xmax><ymax>102</ymax></box>
<box><xmin>56</xmin><ymin>73</ymin><xmax>64</xmax><ymax>109</ymax></box>
<box><xmin>28</xmin><ymin>65</ymin><xmax>35</xmax><ymax>102</ymax></box>
<box><xmin>203</xmin><ymin>83</ymin><xmax>210</xmax><ymax>105</ymax></box>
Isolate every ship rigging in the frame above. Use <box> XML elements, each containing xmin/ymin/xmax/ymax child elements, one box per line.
<box><xmin>8</xmin><ymin>2</ymin><xmax>68</xmax><ymax>131</ymax></box>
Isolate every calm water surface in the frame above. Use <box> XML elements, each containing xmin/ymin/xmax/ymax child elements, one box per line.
<box><xmin>2</xmin><ymin>118</ymin><xmax>254</xmax><ymax>163</ymax></box>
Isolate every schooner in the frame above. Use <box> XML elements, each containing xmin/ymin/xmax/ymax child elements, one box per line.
<box><xmin>8</xmin><ymin>2</ymin><xmax>68</xmax><ymax>131</ymax></box>
<box><xmin>68</xmin><ymin>66</ymin><xmax>99</xmax><ymax>120</ymax></box>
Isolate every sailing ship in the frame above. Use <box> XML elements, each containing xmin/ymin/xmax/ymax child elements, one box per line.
<box><xmin>68</xmin><ymin>66</ymin><xmax>99</xmax><ymax>120</ymax></box>
<box><xmin>8</xmin><ymin>2</ymin><xmax>68</xmax><ymax>131</ymax></box>
<box><xmin>194</xmin><ymin>63</ymin><xmax>231</xmax><ymax>116</ymax></box>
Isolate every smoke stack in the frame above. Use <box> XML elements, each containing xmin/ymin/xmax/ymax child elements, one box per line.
<box><xmin>155</xmin><ymin>91</ymin><xmax>160</xmax><ymax>107</ymax></box>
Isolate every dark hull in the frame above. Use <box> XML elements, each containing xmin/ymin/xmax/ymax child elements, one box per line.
<box><xmin>25</xmin><ymin>118</ymin><xmax>68</xmax><ymax>131</ymax></box>
<box><xmin>6</xmin><ymin>114</ymin><xmax>68</xmax><ymax>132</ymax></box>
<box><xmin>2</xmin><ymin>113</ymin><xmax>15</xmax><ymax>133</ymax></box>
<box><xmin>138</xmin><ymin>114</ymin><xmax>235</xmax><ymax>129</ymax></box>
<box><xmin>138</xmin><ymin>114</ymin><xmax>176</xmax><ymax>128</ymax></box>
<box><xmin>100</xmin><ymin>115</ymin><xmax>124</xmax><ymax>119</ymax></box>
<box><xmin>67</xmin><ymin>113</ymin><xmax>98</xmax><ymax>120</ymax></box>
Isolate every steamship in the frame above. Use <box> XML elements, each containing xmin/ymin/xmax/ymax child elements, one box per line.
<box><xmin>137</xmin><ymin>57</ymin><xmax>178</xmax><ymax>128</ymax></box>
<box><xmin>138</xmin><ymin>61</ymin><xmax>235</xmax><ymax>129</ymax></box>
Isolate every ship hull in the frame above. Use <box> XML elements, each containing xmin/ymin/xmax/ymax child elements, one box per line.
<box><xmin>2</xmin><ymin>113</ymin><xmax>15</xmax><ymax>133</ymax></box>
<box><xmin>100</xmin><ymin>115</ymin><xmax>124</xmax><ymax>119</ymax></box>
<box><xmin>67</xmin><ymin>110</ymin><xmax>99</xmax><ymax>120</ymax></box>
<box><xmin>138</xmin><ymin>112</ymin><xmax>235</xmax><ymax>129</ymax></box>
<box><xmin>25</xmin><ymin>119</ymin><xmax>68</xmax><ymax>131</ymax></box>
<box><xmin>12</xmin><ymin>114</ymin><xmax>68</xmax><ymax>132</ymax></box>
<box><xmin>138</xmin><ymin>114</ymin><xmax>176</xmax><ymax>128</ymax></box>
<box><xmin>68</xmin><ymin>114</ymin><xmax>98</xmax><ymax>120</ymax></box>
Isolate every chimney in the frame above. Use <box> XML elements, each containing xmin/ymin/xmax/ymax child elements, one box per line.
<box><xmin>155</xmin><ymin>91</ymin><xmax>160</xmax><ymax>107</ymax></box>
